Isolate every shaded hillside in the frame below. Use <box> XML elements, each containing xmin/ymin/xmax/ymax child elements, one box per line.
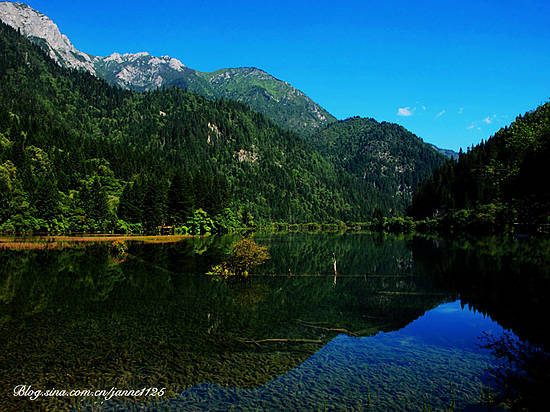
<box><xmin>409</xmin><ymin>102</ymin><xmax>550</xmax><ymax>227</ymax></box>
<box><xmin>307</xmin><ymin>117</ymin><xmax>447</xmax><ymax>214</ymax></box>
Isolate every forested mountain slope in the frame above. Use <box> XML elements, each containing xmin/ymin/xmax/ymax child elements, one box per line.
<box><xmin>307</xmin><ymin>117</ymin><xmax>447</xmax><ymax>213</ymax></box>
<box><xmin>409</xmin><ymin>102</ymin><xmax>550</xmax><ymax>227</ymax></box>
<box><xmin>0</xmin><ymin>21</ymin><xmax>388</xmax><ymax>232</ymax></box>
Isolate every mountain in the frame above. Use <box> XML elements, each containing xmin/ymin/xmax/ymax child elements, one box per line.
<box><xmin>409</xmin><ymin>102</ymin><xmax>550</xmax><ymax>227</ymax></box>
<box><xmin>196</xmin><ymin>67</ymin><xmax>335</xmax><ymax>135</ymax></box>
<box><xmin>95</xmin><ymin>54</ymin><xmax>335</xmax><ymax>134</ymax></box>
<box><xmin>0</xmin><ymin>1</ymin><xmax>449</xmax><ymax>223</ymax></box>
<box><xmin>0</xmin><ymin>20</ymin><xmax>386</xmax><ymax>232</ymax></box>
<box><xmin>94</xmin><ymin>51</ymin><xmax>190</xmax><ymax>91</ymax></box>
<box><xmin>0</xmin><ymin>1</ymin><xmax>96</xmax><ymax>72</ymax></box>
<box><xmin>307</xmin><ymin>117</ymin><xmax>447</xmax><ymax>213</ymax></box>
<box><xmin>431</xmin><ymin>145</ymin><xmax>459</xmax><ymax>159</ymax></box>
<box><xmin>0</xmin><ymin>1</ymin><xmax>335</xmax><ymax>134</ymax></box>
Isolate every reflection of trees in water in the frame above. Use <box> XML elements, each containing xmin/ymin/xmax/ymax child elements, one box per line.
<box><xmin>410</xmin><ymin>235</ymin><xmax>550</xmax><ymax>409</ymax></box>
<box><xmin>0</xmin><ymin>235</ymin><xmax>449</xmax><ymax>410</ymax></box>
<box><xmin>257</xmin><ymin>232</ymin><xmax>419</xmax><ymax>276</ymax></box>
<box><xmin>410</xmin><ymin>236</ymin><xmax>550</xmax><ymax>347</ymax></box>
<box><xmin>481</xmin><ymin>332</ymin><xmax>550</xmax><ymax>410</ymax></box>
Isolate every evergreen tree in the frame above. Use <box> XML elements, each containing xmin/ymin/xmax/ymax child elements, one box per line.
<box><xmin>89</xmin><ymin>177</ymin><xmax>109</xmax><ymax>222</ymax></box>
<box><xmin>167</xmin><ymin>172</ymin><xmax>193</xmax><ymax>225</ymax></box>
<box><xmin>142</xmin><ymin>177</ymin><xmax>168</xmax><ymax>230</ymax></box>
<box><xmin>118</xmin><ymin>181</ymin><xmax>143</xmax><ymax>223</ymax></box>
<box><xmin>31</xmin><ymin>175</ymin><xmax>59</xmax><ymax>221</ymax></box>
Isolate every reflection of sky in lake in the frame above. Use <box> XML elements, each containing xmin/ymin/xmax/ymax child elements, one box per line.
<box><xmin>97</xmin><ymin>300</ymin><xmax>506</xmax><ymax>411</ymax></box>
<box><xmin>383</xmin><ymin>300</ymin><xmax>507</xmax><ymax>350</ymax></box>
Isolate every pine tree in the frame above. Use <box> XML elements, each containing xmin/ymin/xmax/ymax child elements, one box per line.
<box><xmin>118</xmin><ymin>180</ymin><xmax>143</xmax><ymax>223</ymax></box>
<box><xmin>32</xmin><ymin>175</ymin><xmax>60</xmax><ymax>220</ymax></box>
<box><xmin>167</xmin><ymin>171</ymin><xmax>193</xmax><ymax>225</ymax></box>
<box><xmin>89</xmin><ymin>177</ymin><xmax>109</xmax><ymax>222</ymax></box>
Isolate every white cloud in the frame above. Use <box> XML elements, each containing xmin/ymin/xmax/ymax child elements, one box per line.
<box><xmin>422</xmin><ymin>105</ymin><xmax>427</xmax><ymax>111</ymax></box>
<box><xmin>458</xmin><ymin>107</ymin><xmax>464</xmax><ymax>115</ymax></box>
<box><xmin>466</xmin><ymin>124</ymin><xmax>475</xmax><ymax>130</ymax></box>
<box><xmin>435</xmin><ymin>110</ymin><xmax>446</xmax><ymax>119</ymax></box>
<box><xmin>397</xmin><ymin>107</ymin><xmax>414</xmax><ymax>117</ymax></box>
<box><xmin>483</xmin><ymin>114</ymin><xmax>497</xmax><ymax>124</ymax></box>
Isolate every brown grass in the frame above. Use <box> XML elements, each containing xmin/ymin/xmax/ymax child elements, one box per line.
<box><xmin>0</xmin><ymin>235</ymin><xmax>195</xmax><ymax>250</ymax></box>
<box><xmin>0</xmin><ymin>241</ymin><xmax>88</xmax><ymax>250</ymax></box>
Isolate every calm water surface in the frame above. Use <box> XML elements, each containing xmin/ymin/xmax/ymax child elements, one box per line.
<box><xmin>0</xmin><ymin>233</ymin><xmax>548</xmax><ymax>410</ymax></box>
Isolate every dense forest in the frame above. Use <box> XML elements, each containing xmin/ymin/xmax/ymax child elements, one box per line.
<box><xmin>307</xmin><ymin>117</ymin><xmax>447</xmax><ymax>213</ymax></box>
<box><xmin>0</xmin><ymin>22</ymin><xmax>394</xmax><ymax>233</ymax></box>
<box><xmin>409</xmin><ymin>102</ymin><xmax>550</xmax><ymax>232</ymax></box>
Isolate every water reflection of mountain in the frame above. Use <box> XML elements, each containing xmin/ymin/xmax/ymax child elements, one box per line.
<box><xmin>0</xmin><ymin>236</ymin><xmax>448</xmax><ymax>411</ymax></box>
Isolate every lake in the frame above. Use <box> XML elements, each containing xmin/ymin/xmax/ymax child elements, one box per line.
<box><xmin>1</xmin><ymin>233</ymin><xmax>548</xmax><ymax>410</ymax></box>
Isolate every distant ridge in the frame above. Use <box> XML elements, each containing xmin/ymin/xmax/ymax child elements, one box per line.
<box><xmin>430</xmin><ymin>145</ymin><xmax>459</xmax><ymax>159</ymax></box>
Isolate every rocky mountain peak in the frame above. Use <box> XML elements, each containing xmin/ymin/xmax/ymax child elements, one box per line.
<box><xmin>0</xmin><ymin>1</ymin><xmax>97</xmax><ymax>73</ymax></box>
<box><xmin>95</xmin><ymin>51</ymin><xmax>188</xmax><ymax>91</ymax></box>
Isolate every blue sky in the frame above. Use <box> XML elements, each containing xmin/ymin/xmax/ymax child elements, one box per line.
<box><xmin>21</xmin><ymin>0</ymin><xmax>550</xmax><ymax>151</ymax></box>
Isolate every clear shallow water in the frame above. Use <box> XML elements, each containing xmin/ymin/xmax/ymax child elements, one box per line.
<box><xmin>112</xmin><ymin>300</ymin><xmax>504</xmax><ymax>411</ymax></box>
<box><xmin>1</xmin><ymin>233</ymin><xmax>548</xmax><ymax>410</ymax></box>
<box><xmin>105</xmin><ymin>301</ymin><xmax>503</xmax><ymax>411</ymax></box>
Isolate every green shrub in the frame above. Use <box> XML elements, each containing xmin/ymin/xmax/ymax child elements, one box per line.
<box><xmin>207</xmin><ymin>238</ymin><xmax>270</xmax><ymax>278</ymax></box>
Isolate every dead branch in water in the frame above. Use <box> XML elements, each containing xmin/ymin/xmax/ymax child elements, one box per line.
<box><xmin>297</xmin><ymin>320</ymin><xmax>357</xmax><ymax>336</ymax></box>
<box><xmin>376</xmin><ymin>291</ymin><xmax>448</xmax><ymax>296</ymax></box>
<box><xmin>237</xmin><ymin>338</ymin><xmax>323</xmax><ymax>346</ymax></box>
<box><xmin>332</xmin><ymin>253</ymin><xmax>338</xmax><ymax>286</ymax></box>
